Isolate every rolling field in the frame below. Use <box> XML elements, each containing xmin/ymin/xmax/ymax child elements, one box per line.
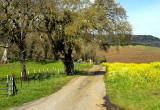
<box><xmin>96</xmin><ymin>46</ymin><xmax>160</xmax><ymax>63</ymax></box>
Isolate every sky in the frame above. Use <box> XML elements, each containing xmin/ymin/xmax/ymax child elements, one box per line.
<box><xmin>90</xmin><ymin>0</ymin><xmax>160</xmax><ymax>38</ymax></box>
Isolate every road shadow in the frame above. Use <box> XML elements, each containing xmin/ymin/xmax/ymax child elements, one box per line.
<box><xmin>74</xmin><ymin>70</ymin><xmax>88</xmax><ymax>75</ymax></box>
<box><xmin>102</xmin><ymin>95</ymin><xmax>125</xmax><ymax>110</ymax></box>
<box><xmin>86</xmin><ymin>70</ymin><xmax>106</xmax><ymax>76</ymax></box>
<box><xmin>74</xmin><ymin>70</ymin><xmax>106</xmax><ymax>76</ymax></box>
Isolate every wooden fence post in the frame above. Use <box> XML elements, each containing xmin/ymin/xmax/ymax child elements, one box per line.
<box><xmin>34</xmin><ymin>70</ymin><xmax>35</xmax><ymax>84</ymax></box>
<box><xmin>28</xmin><ymin>71</ymin><xmax>29</xmax><ymax>87</ymax></box>
<box><xmin>43</xmin><ymin>69</ymin><xmax>44</xmax><ymax>80</ymax></box>
<box><xmin>53</xmin><ymin>67</ymin><xmax>54</xmax><ymax>77</ymax></box>
<box><xmin>6</xmin><ymin>75</ymin><xmax>8</xmax><ymax>97</ymax></box>
<box><xmin>10</xmin><ymin>76</ymin><xmax>12</xmax><ymax>96</ymax></box>
<box><xmin>12</xmin><ymin>74</ymin><xmax>15</xmax><ymax>95</ymax></box>
<box><xmin>39</xmin><ymin>69</ymin><xmax>40</xmax><ymax>83</ymax></box>
<box><xmin>12</xmin><ymin>74</ymin><xmax>17</xmax><ymax>95</ymax></box>
<box><xmin>47</xmin><ymin>68</ymin><xmax>48</xmax><ymax>79</ymax></box>
<box><xmin>21</xmin><ymin>72</ymin><xmax>22</xmax><ymax>88</ymax></box>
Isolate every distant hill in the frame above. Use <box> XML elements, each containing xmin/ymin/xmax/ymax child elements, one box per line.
<box><xmin>131</xmin><ymin>35</ymin><xmax>160</xmax><ymax>47</ymax></box>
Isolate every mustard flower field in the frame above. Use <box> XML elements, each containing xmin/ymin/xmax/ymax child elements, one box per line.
<box><xmin>103</xmin><ymin>62</ymin><xmax>160</xmax><ymax>110</ymax></box>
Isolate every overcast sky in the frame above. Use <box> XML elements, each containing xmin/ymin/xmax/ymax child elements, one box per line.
<box><xmin>90</xmin><ymin>0</ymin><xmax>160</xmax><ymax>38</ymax></box>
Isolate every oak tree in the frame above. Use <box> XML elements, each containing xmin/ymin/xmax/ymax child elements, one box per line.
<box><xmin>0</xmin><ymin>0</ymin><xmax>37</xmax><ymax>80</ymax></box>
<box><xmin>36</xmin><ymin>0</ymin><xmax>132</xmax><ymax>75</ymax></box>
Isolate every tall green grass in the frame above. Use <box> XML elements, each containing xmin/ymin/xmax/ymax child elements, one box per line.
<box><xmin>102</xmin><ymin>62</ymin><xmax>160</xmax><ymax>110</ymax></box>
<box><xmin>0</xmin><ymin>60</ymin><xmax>92</xmax><ymax>110</ymax></box>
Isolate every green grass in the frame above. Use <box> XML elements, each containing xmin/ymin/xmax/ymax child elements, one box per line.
<box><xmin>0</xmin><ymin>59</ymin><xmax>64</xmax><ymax>78</ymax></box>
<box><xmin>105</xmin><ymin>80</ymin><xmax>160</xmax><ymax>110</ymax></box>
<box><xmin>103</xmin><ymin>62</ymin><xmax>160</xmax><ymax>110</ymax></box>
<box><xmin>0</xmin><ymin>60</ymin><xmax>92</xmax><ymax>110</ymax></box>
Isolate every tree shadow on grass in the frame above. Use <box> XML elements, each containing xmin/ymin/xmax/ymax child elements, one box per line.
<box><xmin>8</xmin><ymin>58</ymin><xmax>19</xmax><ymax>63</ymax></box>
<box><xmin>29</xmin><ymin>59</ymin><xmax>58</xmax><ymax>65</ymax></box>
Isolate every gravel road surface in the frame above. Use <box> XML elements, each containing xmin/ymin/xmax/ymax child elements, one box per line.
<box><xmin>9</xmin><ymin>65</ymin><xmax>107</xmax><ymax>110</ymax></box>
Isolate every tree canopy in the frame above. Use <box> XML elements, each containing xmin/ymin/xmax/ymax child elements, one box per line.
<box><xmin>0</xmin><ymin>0</ymin><xmax>132</xmax><ymax>76</ymax></box>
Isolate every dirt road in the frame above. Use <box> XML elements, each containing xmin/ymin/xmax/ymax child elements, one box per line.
<box><xmin>10</xmin><ymin>65</ymin><xmax>108</xmax><ymax>110</ymax></box>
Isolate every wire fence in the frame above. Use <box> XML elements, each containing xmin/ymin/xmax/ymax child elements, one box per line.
<box><xmin>20</xmin><ymin>67</ymin><xmax>64</xmax><ymax>88</ymax></box>
<box><xmin>0</xmin><ymin>66</ymin><xmax>65</xmax><ymax>99</ymax></box>
<box><xmin>0</xmin><ymin>75</ymin><xmax>15</xmax><ymax>100</ymax></box>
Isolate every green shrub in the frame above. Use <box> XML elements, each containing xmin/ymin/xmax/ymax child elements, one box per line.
<box><xmin>95</xmin><ymin>55</ymin><xmax>107</xmax><ymax>64</ymax></box>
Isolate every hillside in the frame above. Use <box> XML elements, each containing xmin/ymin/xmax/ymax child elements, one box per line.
<box><xmin>96</xmin><ymin>46</ymin><xmax>160</xmax><ymax>63</ymax></box>
<box><xmin>131</xmin><ymin>35</ymin><xmax>160</xmax><ymax>47</ymax></box>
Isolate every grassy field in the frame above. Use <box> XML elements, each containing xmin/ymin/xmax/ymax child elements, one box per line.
<box><xmin>97</xmin><ymin>46</ymin><xmax>160</xmax><ymax>63</ymax></box>
<box><xmin>0</xmin><ymin>60</ymin><xmax>92</xmax><ymax>110</ymax></box>
<box><xmin>102</xmin><ymin>62</ymin><xmax>160</xmax><ymax>110</ymax></box>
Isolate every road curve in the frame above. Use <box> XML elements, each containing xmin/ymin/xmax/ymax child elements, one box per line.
<box><xmin>9</xmin><ymin>65</ymin><xmax>107</xmax><ymax>110</ymax></box>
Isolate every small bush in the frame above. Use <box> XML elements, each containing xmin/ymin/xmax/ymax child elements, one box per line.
<box><xmin>95</xmin><ymin>55</ymin><xmax>107</xmax><ymax>64</ymax></box>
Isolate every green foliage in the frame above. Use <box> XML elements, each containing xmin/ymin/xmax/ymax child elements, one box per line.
<box><xmin>72</xmin><ymin>41</ymin><xmax>107</xmax><ymax>64</ymax></box>
<box><xmin>80</xmin><ymin>42</ymin><xmax>97</xmax><ymax>62</ymax></box>
<box><xmin>95</xmin><ymin>55</ymin><xmax>107</xmax><ymax>64</ymax></box>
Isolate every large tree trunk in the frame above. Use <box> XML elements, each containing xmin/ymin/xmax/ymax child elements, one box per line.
<box><xmin>63</xmin><ymin>49</ymin><xmax>74</xmax><ymax>75</ymax></box>
<box><xmin>20</xmin><ymin>59</ymin><xmax>27</xmax><ymax>81</ymax></box>
<box><xmin>1</xmin><ymin>43</ymin><xmax>9</xmax><ymax>64</ymax></box>
<box><xmin>19</xmin><ymin>44</ymin><xmax>27</xmax><ymax>81</ymax></box>
<box><xmin>20</xmin><ymin>58</ymin><xmax>27</xmax><ymax>80</ymax></box>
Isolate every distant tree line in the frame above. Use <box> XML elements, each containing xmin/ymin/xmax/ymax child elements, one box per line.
<box><xmin>0</xmin><ymin>0</ymin><xmax>132</xmax><ymax>80</ymax></box>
